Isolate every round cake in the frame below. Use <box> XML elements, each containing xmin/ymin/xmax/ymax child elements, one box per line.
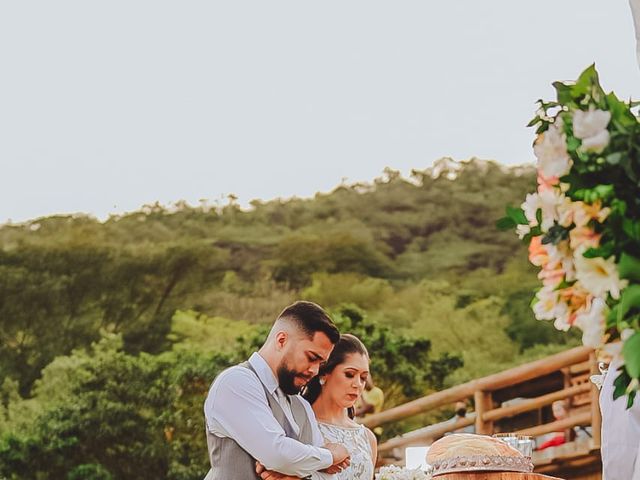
<box><xmin>426</xmin><ymin>433</ymin><xmax>533</xmax><ymax>476</ymax></box>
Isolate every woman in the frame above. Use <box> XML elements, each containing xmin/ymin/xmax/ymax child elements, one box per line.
<box><xmin>303</xmin><ymin>333</ymin><xmax>377</xmax><ymax>480</ymax></box>
<box><xmin>257</xmin><ymin>334</ymin><xmax>377</xmax><ymax>480</ymax></box>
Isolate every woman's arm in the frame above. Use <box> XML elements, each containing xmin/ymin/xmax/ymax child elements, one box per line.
<box><xmin>365</xmin><ymin>428</ymin><xmax>378</xmax><ymax>478</ymax></box>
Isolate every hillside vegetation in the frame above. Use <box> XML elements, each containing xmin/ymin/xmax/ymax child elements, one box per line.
<box><xmin>0</xmin><ymin>159</ymin><xmax>579</xmax><ymax>479</ymax></box>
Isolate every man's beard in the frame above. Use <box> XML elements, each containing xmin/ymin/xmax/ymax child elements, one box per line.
<box><xmin>277</xmin><ymin>362</ymin><xmax>312</xmax><ymax>395</ymax></box>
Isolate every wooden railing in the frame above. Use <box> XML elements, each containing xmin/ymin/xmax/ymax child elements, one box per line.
<box><xmin>360</xmin><ymin>346</ymin><xmax>600</xmax><ymax>458</ymax></box>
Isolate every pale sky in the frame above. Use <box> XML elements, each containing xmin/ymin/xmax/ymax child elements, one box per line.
<box><xmin>1</xmin><ymin>1</ymin><xmax>638</xmax><ymax>223</ymax></box>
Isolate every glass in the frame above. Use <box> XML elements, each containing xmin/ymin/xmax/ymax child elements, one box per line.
<box><xmin>492</xmin><ymin>433</ymin><xmax>533</xmax><ymax>458</ymax></box>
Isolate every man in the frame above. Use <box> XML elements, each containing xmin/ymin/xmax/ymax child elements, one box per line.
<box><xmin>204</xmin><ymin>301</ymin><xmax>351</xmax><ymax>479</ymax></box>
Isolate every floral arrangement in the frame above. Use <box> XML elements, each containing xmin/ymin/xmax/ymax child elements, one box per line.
<box><xmin>498</xmin><ymin>65</ymin><xmax>640</xmax><ymax>407</ymax></box>
<box><xmin>375</xmin><ymin>465</ymin><xmax>432</xmax><ymax>480</ymax></box>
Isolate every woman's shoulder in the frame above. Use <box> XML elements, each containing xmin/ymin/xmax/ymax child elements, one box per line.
<box><xmin>363</xmin><ymin>426</ymin><xmax>376</xmax><ymax>443</ymax></box>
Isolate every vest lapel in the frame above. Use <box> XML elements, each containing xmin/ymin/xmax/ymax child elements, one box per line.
<box><xmin>243</xmin><ymin>361</ymin><xmax>301</xmax><ymax>441</ymax></box>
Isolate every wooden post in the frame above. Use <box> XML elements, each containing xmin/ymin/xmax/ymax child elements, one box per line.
<box><xmin>589</xmin><ymin>352</ymin><xmax>602</xmax><ymax>449</ymax></box>
<box><xmin>474</xmin><ymin>390</ymin><xmax>494</xmax><ymax>435</ymax></box>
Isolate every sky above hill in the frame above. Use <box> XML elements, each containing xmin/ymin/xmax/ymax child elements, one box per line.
<box><xmin>1</xmin><ymin>0</ymin><xmax>639</xmax><ymax>223</ymax></box>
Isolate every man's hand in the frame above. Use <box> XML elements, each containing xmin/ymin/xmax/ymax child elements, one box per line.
<box><xmin>322</xmin><ymin>458</ymin><xmax>350</xmax><ymax>474</ymax></box>
<box><xmin>321</xmin><ymin>443</ymin><xmax>350</xmax><ymax>473</ymax></box>
<box><xmin>255</xmin><ymin>461</ymin><xmax>301</xmax><ymax>480</ymax></box>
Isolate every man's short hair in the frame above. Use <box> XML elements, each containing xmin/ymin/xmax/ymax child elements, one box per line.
<box><xmin>277</xmin><ymin>301</ymin><xmax>340</xmax><ymax>344</ymax></box>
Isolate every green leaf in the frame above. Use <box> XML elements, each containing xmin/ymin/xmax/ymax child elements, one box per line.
<box><xmin>506</xmin><ymin>205</ymin><xmax>528</xmax><ymax>225</ymax></box>
<box><xmin>583</xmin><ymin>244</ymin><xmax>615</xmax><ymax>259</ymax></box>
<box><xmin>623</xmin><ymin>332</ymin><xmax>640</xmax><ymax>378</ymax></box>
<box><xmin>607</xmin><ymin>304</ymin><xmax>619</xmax><ymax>329</ymax></box>
<box><xmin>554</xmin><ymin>278</ymin><xmax>576</xmax><ymax>290</ymax></box>
<box><xmin>574</xmin><ymin>64</ymin><xmax>605</xmax><ymax>99</ymax></box>
<box><xmin>619</xmin><ymin>253</ymin><xmax>640</xmax><ymax>282</ymax></box>
<box><xmin>574</xmin><ymin>184</ymin><xmax>614</xmax><ymax>203</ymax></box>
<box><xmin>623</xmin><ymin>219</ymin><xmax>640</xmax><ymax>241</ymax></box>
<box><xmin>611</xmin><ymin>199</ymin><xmax>628</xmax><ymax>216</ymax></box>
<box><xmin>496</xmin><ymin>217</ymin><xmax>516</xmax><ymax>231</ymax></box>
<box><xmin>618</xmin><ymin>285</ymin><xmax>640</xmax><ymax>323</ymax></box>
<box><xmin>527</xmin><ymin>116</ymin><xmax>541</xmax><ymax>128</ymax></box>
<box><xmin>613</xmin><ymin>368</ymin><xmax>630</xmax><ymax>400</ymax></box>
<box><xmin>627</xmin><ymin>390</ymin><xmax>637</xmax><ymax>409</ymax></box>
<box><xmin>553</xmin><ymin>81</ymin><xmax>573</xmax><ymax>104</ymax></box>
<box><xmin>566</xmin><ymin>136</ymin><xmax>581</xmax><ymax>153</ymax></box>
<box><xmin>535</xmin><ymin>208</ymin><xmax>542</xmax><ymax>226</ymax></box>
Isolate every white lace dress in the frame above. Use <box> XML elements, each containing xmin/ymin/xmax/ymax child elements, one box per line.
<box><xmin>318</xmin><ymin>422</ymin><xmax>374</xmax><ymax>480</ymax></box>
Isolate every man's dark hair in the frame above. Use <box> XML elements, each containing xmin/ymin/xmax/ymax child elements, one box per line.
<box><xmin>277</xmin><ymin>301</ymin><xmax>340</xmax><ymax>344</ymax></box>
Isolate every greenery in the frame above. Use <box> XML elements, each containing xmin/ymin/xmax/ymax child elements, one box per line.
<box><xmin>500</xmin><ymin>65</ymin><xmax>640</xmax><ymax>406</ymax></box>
<box><xmin>0</xmin><ymin>159</ymin><xmax>579</xmax><ymax>478</ymax></box>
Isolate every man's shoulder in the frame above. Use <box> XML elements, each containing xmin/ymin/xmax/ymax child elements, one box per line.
<box><xmin>211</xmin><ymin>363</ymin><xmax>260</xmax><ymax>391</ymax></box>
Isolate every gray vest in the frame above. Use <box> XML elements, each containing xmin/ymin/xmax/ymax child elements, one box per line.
<box><xmin>205</xmin><ymin>361</ymin><xmax>315</xmax><ymax>480</ymax></box>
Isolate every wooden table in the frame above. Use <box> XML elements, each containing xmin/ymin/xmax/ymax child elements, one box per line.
<box><xmin>436</xmin><ymin>473</ymin><xmax>562</xmax><ymax>479</ymax></box>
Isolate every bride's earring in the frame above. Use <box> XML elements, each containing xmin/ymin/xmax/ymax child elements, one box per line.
<box><xmin>319</xmin><ymin>378</ymin><xmax>326</xmax><ymax>385</ymax></box>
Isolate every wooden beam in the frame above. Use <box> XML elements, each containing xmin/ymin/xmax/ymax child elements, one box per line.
<box><xmin>515</xmin><ymin>411</ymin><xmax>591</xmax><ymax>437</ymax></box>
<box><xmin>483</xmin><ymin>383</ymin><xmax>591</xmax><ymax>422</ymax></box>
<box><xmin>361</xmin><ymin>346</ymin><xmax>592</xmax><ymax>427</ymax></box>
<box><xmin>377</xmin><ymin>415</ymin><xmax>476</xmax><ymax>453</ymax></box>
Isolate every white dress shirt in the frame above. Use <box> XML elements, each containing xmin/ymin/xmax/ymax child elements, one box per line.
<box><xmin>600</xmin><ymin>358</ymin><xmax>640</xmax><ymax>480</ymax></box>
<box><xmin>204</xmin><ymin>352</ymin><xmax>334</xmax><ymax>477</ymax></box>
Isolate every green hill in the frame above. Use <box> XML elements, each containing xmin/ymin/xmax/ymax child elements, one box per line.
<box><xmin>0</xmin><ymin>158</ymin><xmax>581</xmax><ymax>479</ymax></box>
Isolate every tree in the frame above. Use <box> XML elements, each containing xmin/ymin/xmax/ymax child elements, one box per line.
<box><xmin>0</xmin><ymin>335</ymin><xmax>236</xmax><ymax>480</ymax></box>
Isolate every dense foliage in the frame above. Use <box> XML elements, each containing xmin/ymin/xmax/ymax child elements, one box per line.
<box><xmin>0</xmin><ymin>159</ymin><xmax>579</xmax><ymax>478</ymax></box>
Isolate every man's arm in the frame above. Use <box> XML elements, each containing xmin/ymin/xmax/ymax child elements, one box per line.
<box><xmin>301</xmin><ymin>397</ymin><xmax>349</xmax><ymax>479</ymax></box>
<box><xmin>206</xmin><ymin>369</ymin><xmax>333</xmax><ymax>477</ymax></box>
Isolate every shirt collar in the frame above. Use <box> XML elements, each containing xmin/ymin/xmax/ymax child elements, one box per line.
<box><xmin>248</xmin><ymin>352</ymin><xmax>279</xmax><ymax>395</ymax></box>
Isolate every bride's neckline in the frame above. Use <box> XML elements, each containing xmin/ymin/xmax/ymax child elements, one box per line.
<box><xmin>317</xmin><ymin>419</ymin><xmax>362</xmax><ymax>430</ymax></box>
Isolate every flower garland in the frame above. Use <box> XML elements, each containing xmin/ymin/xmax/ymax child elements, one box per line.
<box><xmin>499</xmin><ymin>65</ymin><xmax>640</xmax><ymax>407</ymax></box>
<box><xmin>375</xmin><ymin>465</ymin><xmax>432</xmax><ymax>480</ymax></box>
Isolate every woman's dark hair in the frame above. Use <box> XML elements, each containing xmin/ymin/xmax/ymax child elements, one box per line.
<box><xmin>302</xmin><ymin>333</ymin><xmax>369</xmax><ymax>419</ymax></box>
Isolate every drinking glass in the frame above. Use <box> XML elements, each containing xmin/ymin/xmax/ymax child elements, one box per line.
<box><xmin>492</xmin><ymin>433</ymin><xmax>533</xmax><ymax>458</ymax></box>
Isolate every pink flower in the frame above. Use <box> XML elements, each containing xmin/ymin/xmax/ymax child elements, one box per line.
<box><xmin>528</xmin><ymin>237</ymin><xmax>549</xmax><ymax>267</ymax></box>
<box><xmin>538</xmin><ymin>266</ymin><xmax>565</xmax><ymax>287</ymax></box>
<box><xmin>569</xmin><ymin>227</ymin><xmax>601</xmax><ymax>251</ymax></box>
<box><xmin>537</xmin><ymin>172</ymin><xmax>559</xmax><ymax>190</ymax></box>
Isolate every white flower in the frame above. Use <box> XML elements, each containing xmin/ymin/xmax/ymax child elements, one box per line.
<box><xmin>520</xmin><ymin>189</ymin><xmax>568</xmax><ymax>232</ymax></box>
<box><xmin>575</xmin><ymin>297</ymin><xmax>607</xmax><ymax>348</ymax></box>
<box><xmin>574</xmin><ymin>254</ymin><xmax>628</xmax><ymax>300</ymax></box>
<box><xmin>516</xmin><ymin>224</ymin><xmax>531</xmax><ymax>239</ymax></box>
<box><xmin>538</xmin><ymin>188</ymin><xmax>568</xmax><ymax>232</ymax></box>
<box><xmin>376</xmin><ymin>465</ymin><xmax>432</xmax><ymax>480</ymax></box>
<box><xmin>533</xmin><ymin>286</ymin><xmax>569</xmax><ymax>327</ymax></box>
<box><xmin>522</xmin><ymin>193</ymin><xmax>541</xmax><ymax>226</ymax></box>
<box><xmin>573</xmin><ymin>107</ymin><xmax>611</xmax><ymax>153</ymax></box>
<box><xmin>534</xmin><ymin>123</ymin><xmax>573</xmax><ymax>178</ymax></box>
